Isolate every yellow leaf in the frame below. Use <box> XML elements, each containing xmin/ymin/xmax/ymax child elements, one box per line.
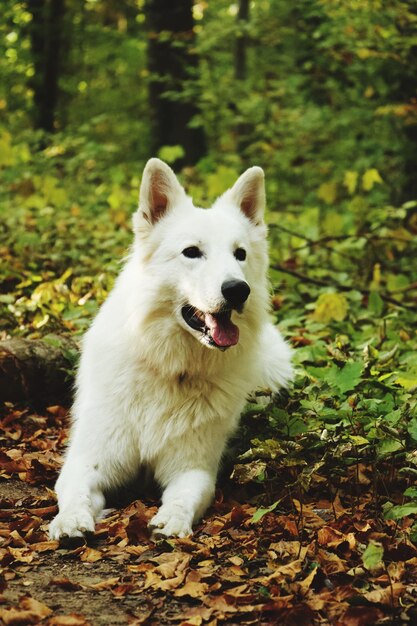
<box><xmin>395</xmin><ymin>373</ymin><xmax>417</xmax><ymax>390</ymax></box>
<box><xmin>370</xmin><ymin>263</ymin><xmax>381</xmax><ymax>290</ymax></box>
<box><xmin>311</xmin><ymin>293</ymin><xmax>348</xmax><ymax>323</ymax></box>
<box><xmin>362</xmin><ymin>168</ymin><xmax>383</xmax><ymax>191</ymax></box>
<box><xmin>44</xmin><ymin>144</ymin><xmax>66</xmax><ymax>157</ymax></box>
<box><xmin>317</xmin><ymin>181</ymin><xmax>337</xmax><ymax>205</ymax></box>
<box><xmin>0</xmin><ymin>131</ymin><xmax>14</xmax><ymax>166</ymax></box>
<box><xmin>322</xmin><ymin>211</ymin><xmax>344</xmax><ymax>235</ymax></box>
<box><xmin>343</xmin><ymin>171</ymin><xmax>358</xmax><ymax>195</ymax></box>
<box><xmin>357</xmin><ymin>48</ymin><xmax>372</xmax><ymax>59</ymax></box>
<box><xmin>207</xmin><ymin>166</ymin><xmax>239</xmax><ymax>198</ymax></box>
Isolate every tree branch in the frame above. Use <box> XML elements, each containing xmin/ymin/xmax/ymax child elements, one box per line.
<box><xmin>271</xmin><ymin>264</ymin><xmax>417</xmax><ymax>311</ymax></box>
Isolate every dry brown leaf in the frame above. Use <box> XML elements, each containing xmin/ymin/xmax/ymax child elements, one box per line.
<box><xmin>47</xmin><ymin>615</ymin><xmax>91</xmax><ymax>626</ymax></box>
<box><xmin>333</xmin><ymin>494</ymin><xmax>349</xmax><ymax>517</ymax></box>
<box><xmin>276</xmin><ymin>515</ymin><xmax>299</xmax><ymax>537</ymax></box>
<box><xmin>9</xmin><ymin>530</ymin><xmax>26</xmax><ymax>547</ymax></box>
<box><xmin>111</xmin><ymin>583</ymin><xmax>137</xmax><ymax>597</ymax></box>
<box><xmin>217</xmin><ymin>565</ymin><xmax>246</xmax><ymax>580</ymax></box>
<box><xmin>317</xmin><ymin>526</ymin><xmax>356</xmax><ymax>551</ymax></box>
<box><xmin>263</xmin><ymin>603</ymin><xmax>315</xmax><ymax>626</ymax></box>
<box><xmin>222</xmin><ymin>584</ymin><xmax>249</xmax><ymax>598</ymax></box>
<box><xmin>263</xmin><ymin>558</ymin><xmax>304</xmax><ymax>582</ymax></box>
<box><xmin>362</xmin><ymin>581</ymin><xmax>403</xmax><ymax>605</ymax></box>
<box><xmin>79</xmin><ymin>547</ymin><xmax>102</xmax><ymax>562</ymax></box>
<box><xmin>200</xmin><ymin>518</ymin><xmax>226</xmax><ymax>535</ymax></box>
<box><xmin>203</xmin><ymin>594</ymin><xmax>239</xmax><ymax>614</ymax></box>
<box><xmin>125</xmin><ymin>545</ymin><xmax>149</xmax><ymax>557</ymax></box>
<box><xmin>338</xmin><ymin>606</ymin><xmax>383</xmax><ymax>626</ymax></box>
<box><xmin>293</xmin><ymin>500</ymin><xmax>326</xmax><ymax>530</ymax></box>
<box><xmin>317</xmin><ymin>549</ymin><xmax>347</xmax><ymax>575</ymax></box>
<box><xmin>86</xmin><ymin>577</ymin><xmax>120</xmax><ymax>590</ymax></box>
<box><xmin>49</xmin><ymin>577</ymin><xmax>83</xmax><ymax>591</ymax></box>
<box><xmin>0</xmin><ymin>607</ymin><xmax>39</xmax><ymax>625</ymax></box>
<box><xmin>178</xmin><ymin>617</ymin><xmax>203</xmax><ymax>626</ymax></box>
<box><xmin>21</xmin><ymin>596</ymin><xmax>53</xmax><ymax>616</ymax></box>
<box><xmin>291</xmin><ymin>566</ymin><xmax>318</xmax><ymax>595</ymax></box>
<box><xmin>46</xmin><ymin>405</ymin><xmax>67</xmax><ymax>417</ymax></box>
<box><xmin>305</xmin><ymin>593</ymin><xmax>325</xmax><ymax>611</ymax></box>
<box><xmin>0</xmin><ymin>596</ymin><xmax>53</xmax><ymax>625</ymax></box>
<box><xmin>8</xmin><ymin>547</ymin><xmax>35</xmax><ymax>563</ymax></box>
<box><xmin>180</xmin><ymin>606</ymin><xmax>214</xmax><ymax>623</ymax></box>
<box><xmin>269</xmin><ymin>540</ymin><xmax>308</xmax><ymax>561</ymax></box>
<box><xmin>30</xmin><ymin>541</ymin><xmax>59</xmax><ymax>552</ymax></box>
<box><xmin>174</xmin><ymin>571</ymin><xmax>209</xmax><ymax>598</ymax></box>
<box><xmin>144</xmin><ymin>568</ymin><xmax>187</xmax><ymax>592</ymax></box>
<box><xmin>154</xmin><ymin>552</ymin><xmax>191</xmax><ymax>576</ymax></box>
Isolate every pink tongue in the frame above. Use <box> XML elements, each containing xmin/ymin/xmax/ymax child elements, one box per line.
<box><xmin>205</xmin><ymin>313</ymin><xmax>239</xmax><ymax>347</ymax></box>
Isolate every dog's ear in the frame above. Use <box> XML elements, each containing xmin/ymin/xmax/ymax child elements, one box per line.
<box><xmin>135</xmin><ymin>158</ymin><xmax>186</xmax><ymax>231</ymax></box>
<box><xmin>229</xmin><ymin>167</ymin><xmax>265</xmax><ymax>225</ymax></box>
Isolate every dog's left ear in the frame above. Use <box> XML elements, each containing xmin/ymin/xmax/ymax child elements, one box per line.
<box><xmin>229</xmin><ymin>167</ymin><xmax>265</xmax><ymax>225</ymax></box>
<box><xmin>134</xmin><ymin>158</ymin><xmax>186</xmax><ymax>235</ymax></box>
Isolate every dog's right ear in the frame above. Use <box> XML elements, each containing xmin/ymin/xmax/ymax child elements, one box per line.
<box><xmin>133</xmin><ymin>158</ymin><xmax>186</xmax><ymax>235</ymax></box>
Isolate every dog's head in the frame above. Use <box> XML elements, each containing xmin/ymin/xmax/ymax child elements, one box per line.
<box><xmin>132</xmin><ymin>158</ymin><xmax>269</xmax><ymax>350</ymax></box>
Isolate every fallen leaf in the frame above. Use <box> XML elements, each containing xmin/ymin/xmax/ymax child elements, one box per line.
<box><xmin>265</xmin><ymin>559</ymin><xmax>304</xmax><ymax>582</ymax></box>
<box><xmin>0</xmin><ymin>595</ymin><xmax>52</xmax><ymax>625</ymax></box>
<box><xmin>80</xmin><ymin>547</ymin><xmax>102</xmax><ymax>563</ymax></box>
<box><xmin>362</xmin><ymin>541</ymin><xmax>384</xmax><ymax>572</ymax></box>
<box><xmin>47</xmin><ymin>615</ymin><xmax>91</xmax><ymax>626</ymax></box>
<box><xmin>362</xmin><ymin>582</ymin><xmax>403</xmax><ymax>605</ymax></box>
<box><xmin>49</xmin><ymin>577</ymin><xmax>82</xmax><ymax>591</ymax></box>
<box><xmin>338</xmin><ymin>606</ymin><xmax>383</xmax><ymax>626</ymax></box>
<box><xmin>174</xmin><ymin>571</ymin><xmax>209</xmax><ymax>598</ymax></box>
<box><xmin>317</xmin><ymin>527</ymin><xmax>356</xmax><ymax>552</ymax></box>
<box><xmin>311</xmin><ymin>293</ymin><xmax>347</xmax><ymax>323</ymax></box>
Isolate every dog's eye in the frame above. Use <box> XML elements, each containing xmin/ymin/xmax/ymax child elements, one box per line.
<box><xmin>182</xmin><ymin>246</ymin><xmax>203</xmax><ymax>259</ymax></box>
<box><xmin>234</xmin><ymin>248</ymin><xmax>246</xmax><ymax>261</ymax></box>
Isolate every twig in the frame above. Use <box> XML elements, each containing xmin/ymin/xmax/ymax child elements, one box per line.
<box><xmin>268</xmin><ymin>224</ymin><xmax>354</xmax><ymax>259</ymax></box>
<box><xmin>388</xmin><ymin>281</ymin><xmax>417</xmax><ymax>294</ymax></box>
<box><xmin>271</xmin><ymin>264</ymin><xmax>417</xmax><ymax>311</ymax></box>
<box><xmin>269</xmin><ymin>223</ymin><xmax>353</xmax><ymax>243</ymax></box>
<box><xmin>271</xmin><ymin>264</ymin><xmax>330</xmax><ymax>288</ymax></box>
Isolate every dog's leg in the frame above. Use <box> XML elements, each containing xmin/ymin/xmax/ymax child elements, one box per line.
<box><xmin>49</xmin><ymin>453</ymin><xmax>105</xmax><ymax>540</ymax></box>
<box><xmin>258</xmin><ymin>323</ymin><xmax>294</xmax><ymax>391</ymax></box>
<box><xmin>149</xmin><ymin>468</ymin><xmax>216</xmax><ymax>538</ymax></box>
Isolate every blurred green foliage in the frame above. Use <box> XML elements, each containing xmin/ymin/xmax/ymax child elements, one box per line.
<box><xmin>1</xmin><ymin>0</ymin><xmax>417</xmax><ymax>527</ymax></box>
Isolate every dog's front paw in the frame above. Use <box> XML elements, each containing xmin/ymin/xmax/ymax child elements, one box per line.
<box><xmin>149</xmin><ymin>504</ymin><xmax>193</xmax><ymax>539</ymax></box>
<box><xmin>49</xmin><ymin>510</ymin><xmax>95</xmax><ymax>541</ymax></box>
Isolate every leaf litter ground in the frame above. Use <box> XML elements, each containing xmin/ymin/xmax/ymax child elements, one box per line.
<box><xmin>1</xmin><ymin>162</ymin><xmax>417</xmax><ymax>623</ymax></box>
<box><xmin>1</xmin><ymin>404</ymin><xmax>417</xmax><ymax>626</ymax></box>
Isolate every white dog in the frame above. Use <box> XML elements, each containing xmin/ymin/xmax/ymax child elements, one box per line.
<box><xmin>49</xmin><ymin>159</ymin><xmax>293</xmax><ymax>540</ymax></box>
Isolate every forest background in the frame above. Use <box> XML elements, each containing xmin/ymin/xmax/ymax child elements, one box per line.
<box><xmin>1</xmin><ymin>1</ymin><xmax>417</xmax><ymax>624</ymax></box>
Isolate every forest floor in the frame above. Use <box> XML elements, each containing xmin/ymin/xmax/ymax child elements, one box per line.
<box><xmin>1</xmin><ymin>403</ymin><xmax>416</xmax><ymax>626</ymax></box>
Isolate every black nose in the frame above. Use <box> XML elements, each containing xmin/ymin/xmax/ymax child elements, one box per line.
<box><xmin>221</xmin><ymin>279</ymin><xmax>250</xmax><ymax>308</ymax></box>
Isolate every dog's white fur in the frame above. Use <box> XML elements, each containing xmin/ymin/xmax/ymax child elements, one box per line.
<box><xmin>49</xmin><ymin>159</ymin><xmax>293</xmax><ymax>540</ymax></box>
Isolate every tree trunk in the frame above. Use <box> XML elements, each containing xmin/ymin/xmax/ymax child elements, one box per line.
<box><xmin>0</xmin><ymin>336</ymin><xmax>78</xmax><ymax>407</ymax></box>
<box><xmin>234</xmin><ymin>0</ymin><xmax>252</xmax><ymax>157</ymax></box>
<box><xmin>146</xmin><ymin>0</ymin><xmax>206</xmax><ymax>165</ymax></box>
<box><xmin>235</xmin><ymin>0</ymin><xmax>249</xmax><ymax>81</ymax></box>
<box><xmin>27</xmin><ymin>0</ymin><xmax>66</xmax><ymax>132</ymax></box>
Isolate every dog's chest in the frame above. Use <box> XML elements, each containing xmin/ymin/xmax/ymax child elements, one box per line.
<box><xmin>128</xmin><ymin>366</ymin><xmax>244</xmax><ymax>450</ymax></box>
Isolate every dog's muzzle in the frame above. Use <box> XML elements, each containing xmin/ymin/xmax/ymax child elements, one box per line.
<box><xmin>181</xmin><ymin>305</ymin><xmax>240</xmax><ymax>349</ymax></box>
<box><xmin>181</xmin><ymin>280</ymin><xmax>250</xmax><ymax>350</ymax></box>
<box><xmin>221</xmin><ymin>280</ymin><xmax>250</xmax><ymax>309</ymax></box>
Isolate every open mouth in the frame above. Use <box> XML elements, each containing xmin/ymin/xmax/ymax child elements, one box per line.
<box><xmin>181</xmin><ymin>306</ymin><xmax>239</xmax><ymax>349</ymax></box>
